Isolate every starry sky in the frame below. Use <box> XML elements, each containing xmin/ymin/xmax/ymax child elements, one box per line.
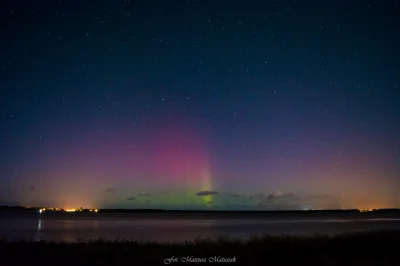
<box><xmin>0</xmin><ymin>0</ymin><xmax>399</xmax><ymax>210</ymax></box>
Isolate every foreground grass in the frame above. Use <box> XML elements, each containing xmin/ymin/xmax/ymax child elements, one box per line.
<box><xmin>1</xmin><ymin>230</ymin><xmax>400</xmax><ymax>265</ymax></box>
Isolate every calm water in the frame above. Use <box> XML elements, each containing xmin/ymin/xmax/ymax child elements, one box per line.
<box><xmin>1</xmin><ymin>211</ymin><xmax>400</xmax><ymax>242</ymax></box>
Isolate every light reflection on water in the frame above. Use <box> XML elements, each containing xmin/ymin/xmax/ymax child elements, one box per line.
<box><xmin>35</xmin><ymin>218</ymin><xmax>43</xmax><ymax>241</ymax></box>
<box><xmin>1</xmin><ymin>212</ymin><xmax>400</xmax><ymax>243</ymax></box>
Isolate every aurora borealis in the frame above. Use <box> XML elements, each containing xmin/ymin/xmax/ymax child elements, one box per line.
<box><xmin>0</xmin><ymin>1</ymin><xmax>399</xmax><ymax>210</ymax></box>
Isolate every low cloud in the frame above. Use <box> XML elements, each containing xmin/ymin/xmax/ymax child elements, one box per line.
<box><xmin>266</xmin><ymin>190</ymin><xmax>285</xmax><ymax>200</ymax></box>
<box><xmin>126</xmin><ymin>197</ymin><xmax>136</xmax><ymax>201</ymax></box>
<box><xmin>225</xmin><ymin>192</ymin><xmax>246</xmax><ymax>198</ymax></box>
<box><xmin>249</xmin><ymin>193</ymin><xmax>267</xmax><ymax>201</ymax></box>
<box><xmin>258</xmin><ymin>192</ymin><xmax>302</xmax><ymax>210</ymax></box>
<box><xmin>254</xmin><ymin>191</ymin><xmax>341</xmax><ymax>210</ymax></box>
<box><xmin>104</xmin><ymin>188</ymin><xmax>116</xmax><ymax>193</ymax></box>
<box><xmin>196</xmin><ymin>191</ymin><xmax>218</xmax><ymax>196</ymax></box>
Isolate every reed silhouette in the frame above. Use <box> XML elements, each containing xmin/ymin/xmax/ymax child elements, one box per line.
<box><xmin>1</xmin><ymin>230</ymin><xmax>399</xmax><ymax>265</ymax></box>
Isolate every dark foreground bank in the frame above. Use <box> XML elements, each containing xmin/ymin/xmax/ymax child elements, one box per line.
<box><xmin>1</xmin><ymin>230</ymin><xmax>399</xmax><ymax>266</ymax></box>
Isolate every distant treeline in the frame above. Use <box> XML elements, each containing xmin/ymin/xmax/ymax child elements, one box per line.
<box><xmin>1</xmin><ymin>206</ymin><xmax>400</xmax><ymax>213</ymax></box>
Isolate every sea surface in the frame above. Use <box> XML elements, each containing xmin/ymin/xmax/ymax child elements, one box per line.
<box><xmin>1</xmin><ymin>211</ymin><xmax>400</xmax><ymax>243</ymax></box>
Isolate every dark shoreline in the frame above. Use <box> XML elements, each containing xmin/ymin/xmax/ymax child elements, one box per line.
<box><xmin>1</xmin><ymin>230</ymin><xmax>400</xmax><ymax>266</ymax></box>
<box><xmin>3</xmin><ymin>206</ymin><xmax>400</xmax><ymax>213</ymax></box>
<box><xmin>3</xmin><ymin>208</ymin><xmax>400</xmax><ymax>220</ymax></box>
<box><xmin>2</xmin><ymin>207</ymin><xmax>400</xmax><ymax>216</ymax></box>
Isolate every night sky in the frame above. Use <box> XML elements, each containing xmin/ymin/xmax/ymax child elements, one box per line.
<box><xmin>1</xmin><ymin>0</ymin><xmax>399</xmax><ymax>210</ymax></box>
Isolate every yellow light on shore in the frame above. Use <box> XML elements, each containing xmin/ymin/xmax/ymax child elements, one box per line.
<box><xmin>37</xmin><ymin>207</ymin><xmax>99</xmax><ymax>213</ymax></box>
<box><xmin>359</xmin><ymin>209</ymin><xmax>374</xmax><ymax>213</ymax></box>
